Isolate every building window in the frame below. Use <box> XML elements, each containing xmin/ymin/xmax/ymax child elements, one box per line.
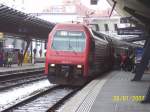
<box><xmin>104</xmin><ymin>24</ymin><xmax>109</xmax><ymax>31</ymax></box>
<box><xmin>95</xmin><ymin>24</ymin><xmax>99</xmax><ymax>31</ymax></box>
<box><xmin>114</xmin><ymin>24</ymin><xmax>118</xmax><ymax>31</ymax></box>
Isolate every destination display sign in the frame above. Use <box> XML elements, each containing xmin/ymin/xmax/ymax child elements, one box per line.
<box><xmin>117</xmin><ymin>27</ymin><xmax>145</xmax><ymax>35</ymax></box>
<box><xmin>120</xmin><ymin>17</ymin><xmax>131</xmax><ymax>23</ymax></box>
<box><xmin>120</xmin><ymin>17</ymin><xmax>138</xmax><ymax>24</ymax></box>
<box><xmin>58</xmin><ymin>31</ymin><xmax>83</xmax><ymax>37</ymax></box>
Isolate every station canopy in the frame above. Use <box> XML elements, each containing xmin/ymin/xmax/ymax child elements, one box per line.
<box><xmin>0</xmin><ymin>4</ymin><xmax>55</xmax><ymax>40</ymax></box>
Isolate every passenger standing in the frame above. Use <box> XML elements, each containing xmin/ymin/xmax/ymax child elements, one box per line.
<box><xmin>7</xmin><ymin>53</ymin><xmax>10</xmax><ymax>67</ymax></box>
<box><xmin>3</xmin><ymin>52</ymin><xmax>6</xmax><ymax>67</ymax></box>
<box><xmin>33</xmin><ymin>48</ymin><xmax>37</xmax><ymax>64</ymax></box>
<box><xmin>39</xmin><ymin>49</ymin><xmax>42</xmax><ymax>57</ymax></box>
<box><xmin>44</xmin><ymin>51</ymin><xmax>46</xmax><ymax>57</ymax></box>
<box><xmin>20</xmin><ymin>50</ymin><xmax>23</xmax><ymax>66</ymax></box>
<box><xmin>120</xmin><ymin>53</ymin><xmax>127</xmax><ymax>71</ymax></box>
<box><xmin>129</xmin><ymin>54</ymin><xmax>135</xmax><ymax>72</ymax></box>
<box><xmin>124</xmin><ymin>55</ymin><xmax>130</xmax><ymax>71</ymax></box>
<box><xmin>5</xmin><ymin>52</ymin><xmax>8</xmax><ymax>67</ymax></box>
<box><xmin>0</xmin><ymin>51</ymin><xmax>3</xmax><ymax>67</ymax></box>
<box><xmin>8</xmin><ymin>53</ymin><xmax>13</xmax><ymax>67</ymax></box>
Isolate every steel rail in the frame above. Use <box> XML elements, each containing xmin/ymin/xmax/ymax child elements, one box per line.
<box><xmin>1</xmin><ymin>85</ymin><xmax>79</xmax><ymax>112</ymax></box>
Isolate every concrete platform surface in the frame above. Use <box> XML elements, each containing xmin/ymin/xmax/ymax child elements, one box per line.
<box><xmin>60</xmin><ymin>71</ymin><xmax>150</xmax><ymax>112</ymax></box>
<box><xmin>0</xmin><ymin>63</ymin><xmax>44</xmax><ymax>75</ymax></box>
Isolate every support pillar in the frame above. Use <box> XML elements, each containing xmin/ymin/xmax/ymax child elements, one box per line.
<box><xmin>132</xmin><ymin>38</ymin><xmax>150</xmax><ymax>81</ymax></box>
<box><xmin>141</xmin><ymin>86</ymin><xmax>150</xmax><ymax>103</ymax></box>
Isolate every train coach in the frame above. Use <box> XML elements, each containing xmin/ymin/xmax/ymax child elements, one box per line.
<box><xmin>45</xmin><ymin>23</ymin><xmax>114</xmax><ymax>85</ymax></box>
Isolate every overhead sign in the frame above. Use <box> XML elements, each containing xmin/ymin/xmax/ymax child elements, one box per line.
<box><xmin>120</xmin><ymin>17</ymin><xmax>131</xmax><ymax>23</ymax></box>
<box><xmin>117</xmin><ymin>27</ymin><xmax>145</xmax><ymax>35</ymax></box>
<box><xmin>120</xmin><ymin>17</ymin><xmax>138</xmax><ymax>24</ymax></box>
<box><xmin>135</xmin><ymin>47</ymin><xmax>143</xmax><ymax>64</ymax></box>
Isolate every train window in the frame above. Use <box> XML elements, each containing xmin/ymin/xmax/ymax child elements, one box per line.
<box><xmin>51</xmin><ymin>30</ymin><xmax>86</xmax><ymax>52</ymax></box>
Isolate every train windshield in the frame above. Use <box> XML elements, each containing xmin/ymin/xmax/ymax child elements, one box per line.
<box><xmin>51</xmin><ymin>30</ymin><xmax>86</xmax><ymax>52</ymax></box>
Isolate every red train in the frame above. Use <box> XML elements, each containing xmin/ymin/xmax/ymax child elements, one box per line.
<box><xmin>45</xmin><ymin>23</ymin><xmax>114</xmax><ymax>85</ymax></box>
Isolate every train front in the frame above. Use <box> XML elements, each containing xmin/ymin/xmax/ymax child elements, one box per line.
<box><xmin>45</xmin><ymin>24</ymin><xmax>89</xmax><ymax>85</ymax></box>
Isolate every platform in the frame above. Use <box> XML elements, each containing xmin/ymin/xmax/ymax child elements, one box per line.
<box><xmin>61</xmin><ymin>71</ymin><xmax>150</xmax><ymax>112</ymax></box>
<box><xmin>0</xmin><ymin>63</ymin><xmax>45</xmax><ymax>75</ymax></box>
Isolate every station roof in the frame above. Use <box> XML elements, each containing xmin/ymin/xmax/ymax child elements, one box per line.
<box><xmin>0</xmin><ymin>4</ymin><xmax>55</xmax><ymax>40</ymax></box>
<box><xmin>107</xmin><ymin>0</ymin><xmax>150</xmax><ymax>24</ymax></box>
<box><xmin>107</xmin><ymin>0</ymin><xmax>150</xmax><ymax>42</ymax></box>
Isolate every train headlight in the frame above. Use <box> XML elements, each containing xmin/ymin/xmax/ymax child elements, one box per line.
<box><xmin>77</xmin><ymin>65</ymin><xmax>82</xmax><ymax>69</ymax></box>
<box><xmin>50</xmin><ymin>64</ymin><xmax>55</xmax><ymax>67</ymax></box>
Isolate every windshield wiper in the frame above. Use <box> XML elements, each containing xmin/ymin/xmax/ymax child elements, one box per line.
<box><xmin>68</xmin><ymin>36</ymin><xmax>77</xmax><ymax>55</ymax></box>
<box><xmin>69</xmin><ymin>44</ymin><xmax>77</xmax><ymax>55</ymax></box>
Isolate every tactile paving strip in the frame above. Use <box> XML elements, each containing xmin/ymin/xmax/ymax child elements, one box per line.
<box><xmin>60</xmin><ymin>71</ymin><xmax>117</xmax><ymax>112</ymax></box>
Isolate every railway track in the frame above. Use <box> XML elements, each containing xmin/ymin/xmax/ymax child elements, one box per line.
<box><xmin>0</xmin><ymin>68</ymin><xmax>44</xmax><ymax>81</ymax></box>
<box><xmin>1</xmin><ymin>85</ymin><xmax>80</xmax><ymax>112</ymax></box>
<box><xmin>0</xmin><ymin>69</ymin><xmax>46</xmax><ymax>90</ymax></box>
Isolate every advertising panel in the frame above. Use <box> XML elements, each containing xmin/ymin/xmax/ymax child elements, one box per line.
<box><xmin>135</xmin><ymin>47</ymin><xmax>143</xmax><ymax>64</ymax></box>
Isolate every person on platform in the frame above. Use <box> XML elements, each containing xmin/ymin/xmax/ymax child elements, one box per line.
<box><xmin>18</xmin><ymin>50</ymin><xmax>23</xmax><ymax>66</ymax></box>
<box><xmin>20</xmin><ymin>50</ymin><xmax>24</xmax><ymax>66</ymax></box>
<box><xmin>33</xmin><ymin>48</ymin><xmax>37</xmax><ymax>64</ymax></box>
<box><xmin>124</xmin><ymin>55</ymin><xmax>131</xmax><ymax>71</ymax></box>
<box><xmin>18</xmin><ymin>51</ymin><xmax>21</xmax><ymax>66</ymax></box>
<box><xmin>120</xmin><ymin>52</ymin><xmax>127</xmax><ymax>71</ymax></box>
<box><xmin>39</xmin><ymin>49</ymin><xmax>42</xmax><ymax>57</ymax></box>
<box><xmin>0</xmin><ymin>50</ymin><xmax>3</xmax><ymax>67</ymax></box>
<box><xmin>5</xmin><ymin>52</ymin><xmax>8</xmax><ymax>67</ymax></box>
<box><xmin>7</xmin><ymin>53</ymin><xmax>13</xmax><ymax>67</ymax></box>
<box><xmin>3</xmin><ymin>52</ymin><xmax>6</xmax><ymax>67</ymax></box>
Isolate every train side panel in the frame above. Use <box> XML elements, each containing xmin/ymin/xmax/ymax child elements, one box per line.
<box><xmin>94</xmin><ymin>38</ymin><xmax>109</xmax><ymax>73</ymax></box>
<box><xmin>88</xmin><ymin>29</ymin><xmax>112</xmax><ymax>77</ymax></box>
